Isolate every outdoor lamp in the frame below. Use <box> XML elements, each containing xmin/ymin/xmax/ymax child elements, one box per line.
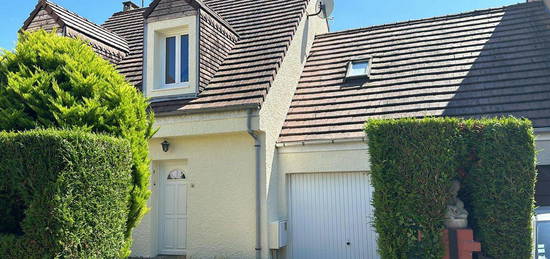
<box><xmin>161</xmin><ymin>140</ymin><xmax>170</xmax><ymax>152</ymax></box>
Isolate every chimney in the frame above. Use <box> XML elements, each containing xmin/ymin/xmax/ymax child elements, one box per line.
<box><xmin>123</xmin><ymin>1</ymin><xmax>140</xmax><ymax>11</ymax></box>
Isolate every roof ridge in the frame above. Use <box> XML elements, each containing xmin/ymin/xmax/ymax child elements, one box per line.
<box><xmin>45</xmin><ymin>1</ymin><xmax>116</xmax><ymax>34</ymax></box>
<box><xmin>317</xmin><ymin>1</ymin><xmax>537</xmax><ymax>38</ymax></box>
<box><xmin>111</xmin><ymin>7</ymin><xmax>148</xmax><ymax>16</ymax></box>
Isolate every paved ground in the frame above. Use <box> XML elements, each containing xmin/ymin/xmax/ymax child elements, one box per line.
<box><xmin>130</xmin><ymin>256</ymin><xmax>185</xmax><ymax>259</ymax></box>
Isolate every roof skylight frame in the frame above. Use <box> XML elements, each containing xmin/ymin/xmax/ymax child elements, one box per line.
<box><xmin>345</xmin><ymin>57</ymin><xmax>372</xmax><ymax>79</ymax></box>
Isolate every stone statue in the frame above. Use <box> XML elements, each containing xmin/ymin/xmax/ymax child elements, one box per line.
<box><xmin>445</xmin><ymin>180</ymin><xmax>469</xmax><ymax>229</ymax></box>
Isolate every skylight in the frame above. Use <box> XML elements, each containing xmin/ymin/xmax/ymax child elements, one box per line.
<box><xmin>346</xmin><ymin>59</ymin><xmax>371</xmax><ymax>78</ymax></box>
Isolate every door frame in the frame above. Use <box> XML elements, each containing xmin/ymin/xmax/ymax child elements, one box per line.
<box><xmin>156</xmin><ymin>160</ymin><xmax>188</xmax><ymax>256</ymax></box>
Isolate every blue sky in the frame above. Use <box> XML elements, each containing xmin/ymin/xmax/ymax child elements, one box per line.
<box><xmin>0</xmin><ymin>0</ymin><xmax>523</xmax><ymax>50</ymax></box>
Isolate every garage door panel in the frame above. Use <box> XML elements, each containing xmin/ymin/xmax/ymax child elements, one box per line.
<box><xmin>289</xmin><ymin>172</ymin><xmax>379</xmax><ymax>259</ymax></box>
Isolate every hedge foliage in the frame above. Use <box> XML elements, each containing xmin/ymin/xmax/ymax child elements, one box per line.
<box><xmin>366</xmin><ymin>118</ymin><xmax>461</xmax><ymax>258</ymax></box>
<box><xmin>0</xmin><ymin>30</ymin><xmax>154</xmax><ymax>255</ymax></box>
<box><xmin>0</xmin><ymin>129</ymin><xmax>132</xmax><ymax>258</ymax></box>
<box><xmin>460</xmin><ymin>119</ymin><xmax>536</xmax><ymax>258</ymax></box>
<box><xmin>365</xmin><ymin>117</ymin><xmax>536</xmax><ymax>259</ymax></box>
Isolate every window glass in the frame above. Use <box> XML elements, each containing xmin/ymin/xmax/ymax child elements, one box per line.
<box><xmin>348</xmin><ymin>61</ymin><xmax>369</xmax><ymax>77</ymax></box>
<box><xmin>538</xmin><ymin>220</ymin><xmax>550</xmax><ymax>258</ymax></box>
<box><xmin>180</xmin><ymin>35</ymin><xmax>189</xmax><ymax>83</ymax></box>
<box><xmin>165</xmin><ymin>36</ymin><xmax>176</xmax><ymax>84</ymax></box>
<box><xmin>167</xmin><ymin>169</ymin><xmax>186</xmax><ymax>180</ymax></box>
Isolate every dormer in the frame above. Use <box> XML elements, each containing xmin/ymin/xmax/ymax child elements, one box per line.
<box><xmin>21</xmin><ymin>0</ymin><xmax>130</xmax><ymax>64</ymax></box>
<box><xmin>143</xmin><ymin>0</ymin><xmax>239</xmax><ymax>101</ymax></box>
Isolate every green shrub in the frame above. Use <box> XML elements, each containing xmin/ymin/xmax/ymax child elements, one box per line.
<box><xmin>0</xmin><ymin>129</ymin><xmax>132</xmax><ymax>258</ymax></box>
<box><xmin>0</xmin><ymin>30</ymin><xmax>154</xmax><ymax>255</ymax></box>
<box><xmin>365</xmin><ymin>117</ymin><xmax>536</xmax><ymax>259</ymax></box>
<box><xmin>366</xmin><ymin>118</ymin><xmax>462</xmax><ymax>258</ymax></box>
<box><xmin>460</xmin><ymin>119</ymin><xmax>536</xmax><ymax>258</ymax></box>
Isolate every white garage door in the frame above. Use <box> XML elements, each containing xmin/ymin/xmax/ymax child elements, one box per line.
<box><xmin>289</xmin><ymin>172</ymin><xmax>379</xmax><ymax>259</ymax></box>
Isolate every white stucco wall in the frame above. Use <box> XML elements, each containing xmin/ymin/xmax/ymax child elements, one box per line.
<box><xmin>132</xmin><ymin>132</ymin><xmax>257</xmax><ymax>258</ymax></box>
<box><xmin>258</xmin><ymin>0</ymin><xmax>329</xmax><ymax>256</ymax></box>
<box><xmin>132</xmin><ymin>0</ymin><xmax>329</xmax><ymax>257</ymax></box>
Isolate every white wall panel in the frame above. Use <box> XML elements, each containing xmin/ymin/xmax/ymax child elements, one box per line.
<box><xmin>289</xmin><ymin>172</ymin><xmax>379</xmax><ymax>259</ymax></box>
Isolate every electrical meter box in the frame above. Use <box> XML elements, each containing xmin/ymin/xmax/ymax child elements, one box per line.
<box><xmin>269</xmin><ymin>220</ymin><xmax>288</xmax><ymax>249</ymax></box>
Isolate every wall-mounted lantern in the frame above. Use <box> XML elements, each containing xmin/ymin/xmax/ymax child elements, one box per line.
<box><xmin>161</xmin><ymin>140</ymin><xmax>170</xmax><ymax>152</ymax></box>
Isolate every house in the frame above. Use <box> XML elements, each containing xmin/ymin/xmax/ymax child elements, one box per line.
<box><xmin>20</xmin><ymin>0</ymin><xmax>550</xmax><ymax>258</ymax></box>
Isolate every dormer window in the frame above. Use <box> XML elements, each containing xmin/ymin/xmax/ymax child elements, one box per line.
<box><xmin>162</xmin><ymin>34</ymin><xmax>189</xmax><ymax>88</ymax></box>
<box><xmin>145</xmin><ymin>16</ymin><xmax>198</xmax><ymax>99</ymax></box>
<box><xmin>346</xmin><ymin>59</ymin><xmax>371</xmax><ymax>78</ymax></box>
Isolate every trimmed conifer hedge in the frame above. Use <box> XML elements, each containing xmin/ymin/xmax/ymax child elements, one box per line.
<box><xmin>0</xmin><ymin>30</ymin><xmax>154</xmax><ymax>255</ymax></box>
<box><xmin>365</xmin><ymin>117</ymin><xmax>536</xmax><ymax>259</ymax></box>
<box><xmin>366</xmin><ymin>118</ymin><xmax>462</xmax><ymax>258</ymax></box>
<box><xmin>460</xmin><ymin>119</ymin><xmax>536</xmax><ymax>258</ymax></box>
<box><xmin>0</xmin><ymin>129</ymin><xmax>132</xmax><ymax>258</ymax></box>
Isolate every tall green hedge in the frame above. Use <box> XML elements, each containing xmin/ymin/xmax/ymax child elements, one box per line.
<box><xmin>460</xmin><ymin>119</ymin><xmax>536</xmax><ymax>258</ymax></box>
<box><xmin>366</xmin><ymin>118</ymin><xmax>462</xmax><ymax>258</ymax></box>
<box><xmin>0</xmin><ymin>129</ymin><xmax>132</xmax><ymax>258</ymax></box>
<box><xmin>365</xmin><ymin>117</ymin><xmax>536</xmax><ymax>259</ymax></box>
<box><xmin>0</xmin><ymin>30</ymin><xmax>154</xmax><ymax>255</ymax></box>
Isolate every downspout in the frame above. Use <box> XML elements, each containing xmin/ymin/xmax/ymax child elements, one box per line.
<box><xmin>195</xmin><ymin>12</ymin><xmax>201</xmax><ymax>96</ymax></box>
<box><xmin>247</xmin><ymin>109</ymin><xmax>262</xmax><ymax>259</ymax></box>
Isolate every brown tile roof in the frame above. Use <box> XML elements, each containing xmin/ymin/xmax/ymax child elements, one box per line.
<box><xmin>102</xmin><ymin>8</ymin><xmax>146</xmax><ymax>88</ymax></box>
<box><xmin>158</xmin><ymin>0</ymin><xmax>309</xmax><ymax>112</ymax></box>
<box><xmin>23</xmin><ymin>0</ymin><xmax>129</xmax><ymax>54</ymax></box>
<box><xmin>23</xmin><ymin>0</ymin><xmax>310</xmax><ymax>113</ymax></box>
<box><xmin>278</xmin><ymin>1</ymin><xmax>550</xmax><ymax>143</ymax></box>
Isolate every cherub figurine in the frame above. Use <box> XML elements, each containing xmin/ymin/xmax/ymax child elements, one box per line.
<box><xmin>444</xmin><ymin>180</ymin><xmax>468</xmax><ymax>229</ymax></box>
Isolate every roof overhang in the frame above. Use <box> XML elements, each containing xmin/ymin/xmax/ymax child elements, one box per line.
<box><xmin>21</xmin><ymin>0</ymin><xmax>130</xmax><ymax>54</ymax></box>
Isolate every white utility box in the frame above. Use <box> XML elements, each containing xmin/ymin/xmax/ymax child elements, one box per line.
<box><xmin>269</xmin><ymin>220</ymin><xmax>288</xmax><ymax>249</ymax></box>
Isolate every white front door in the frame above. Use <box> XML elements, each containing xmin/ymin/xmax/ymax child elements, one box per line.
<box><xmin>158</xmin><ymin>161</ymin><xmax>187</xmax><ymax>255</ymax></box>
<box><xmin>289</xmin><ymin>172</ymin><xmax>379</xmax><ymax>259</ymax></box>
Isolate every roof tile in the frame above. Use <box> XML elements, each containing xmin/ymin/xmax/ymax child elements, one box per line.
<box><xmin>279</xmin><ymin>1</ymin><xmax>550</xmax><ymax>143</ymax></box>
<box><xmin>102</xmin><ymin>8</ymin><xmax>146</xmax><ymax>87</ymax></box>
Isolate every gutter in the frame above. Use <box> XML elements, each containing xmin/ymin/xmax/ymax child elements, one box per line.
<box><xmin>246</xmin><ymin>109</ymin><xmax>262</xmax><ymax>259</ymax></box>
<box><xmin>154</xmin><ymin>103</ymin><xmax>260</xmax><ymax>117</ymax></box>
<box><xmin>275</xmin><ymin>137</ymin><xmax>367</xmax><ymax>148</ymax></box>
<box><xmin>196</xmin><ymin>14</ymin><xmax>201</xmax><ymax>95</ymax></box>
<box><xmin>277</xmin><ymin>127</ymin><xmax>550</xmax><ymax>147</ymax></box>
